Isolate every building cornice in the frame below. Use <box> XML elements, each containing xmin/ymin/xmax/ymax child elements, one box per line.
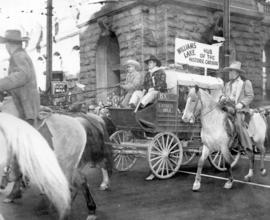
<box><xmin>77</xmin><ymin>0</ymin><xmax>264</xmax><ymax>28</ymax></box>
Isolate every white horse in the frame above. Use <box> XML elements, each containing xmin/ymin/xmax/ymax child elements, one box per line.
<box><xmin>182</xmin><ymin>86</ymin><xmax>268</xmax><ymax>191</ymax></box>
<box><xmin>0</xmin><ymin>113</ymin><xmax>70</xmax><ymax>219</ymax></box>
<box><xmin>0</xmin><ymin>101</ymin><xmax>114</xmax><ymax>220</ymax></box>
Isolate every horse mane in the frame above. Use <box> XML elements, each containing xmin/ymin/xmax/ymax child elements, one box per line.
<box><xmin>0</xmin><ymin>113</ymin><xmax>71</xmax><ymax>218</ymax></box>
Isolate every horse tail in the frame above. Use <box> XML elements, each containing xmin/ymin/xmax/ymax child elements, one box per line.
<box><xmin>0</xmin><ymin>114</ymin><xmax>70</xmax><ymax>219</ymax></box>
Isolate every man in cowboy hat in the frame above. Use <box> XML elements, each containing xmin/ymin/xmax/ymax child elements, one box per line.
<box><xmin>65</xmin><ymin>74</ymin><xmax>85</xmax><ymax>112</ymax></box>
<box><xmin>0</xmin><ymin>29</ymin><xmax>40</xmax><ymax>202</ymax></box>
<box><xmin>119</xmin><ymin>59</ymin><xmax>143</xmax><ymax>107</ymax></box>
<box><xmin>129</xmin><ymin>54</ymin><xmax>167</xmax><ymax>109</ymax></box>
<box><xmin>220</xmin><ymin>61</ymin><xmax>254</xmax><ymax>152</ymax></box>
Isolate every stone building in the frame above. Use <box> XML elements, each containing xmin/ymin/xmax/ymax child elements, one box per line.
<box><xmin>78</xmin><ymin>0</ymin><xmax>270</xmax><ymax>103</ymax></box>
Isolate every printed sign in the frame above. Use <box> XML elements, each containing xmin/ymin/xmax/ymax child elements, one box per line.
<box><xmin>175</xmin><ymin>38</ymin><xmax>220</xmax><ymax>69</ymax></box>
<box><xmin>51</xmin><ymin>81</ymin><xmax>67</xmax><ymax>95</ymax></box>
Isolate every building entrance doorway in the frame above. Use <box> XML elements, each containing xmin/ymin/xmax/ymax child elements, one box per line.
<box><xmin>96</xmin><ymin>32</ymin><xmax>120</xmax><ymax>103</ymax></box>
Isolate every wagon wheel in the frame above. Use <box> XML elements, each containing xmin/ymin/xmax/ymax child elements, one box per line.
<box><xmin>148</xmin><ymin>132</ymin><xmax>183</xmax><ymax>179</ymax></box>
<box><xmin>208</xmin><ymin>148</ymin><xmax>241</xmax><ymax>171</ymax></box>
<box><xmin>110</xmin><ymin>130</ymin><xmax>137</xmax><ymax>171</ymax></box>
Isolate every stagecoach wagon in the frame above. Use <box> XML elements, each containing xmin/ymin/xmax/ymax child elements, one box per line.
<box><xmin>109</xmin><ymin>68</ymin><xmax>241</xmax><ymax>179</ymax></box>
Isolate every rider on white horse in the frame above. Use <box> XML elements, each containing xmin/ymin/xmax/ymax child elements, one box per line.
<box><xmin>0</xmin><ymin>29</ymin><xmax>40</xmax><ymax>202</ymax></box>
<box><xmin>219</xmin><ymin>61</ymin><xmax>254</xmax><ymax>152</ymax></box>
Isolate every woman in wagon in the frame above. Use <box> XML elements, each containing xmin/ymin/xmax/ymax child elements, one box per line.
<box><xmin>120</xmin><ymin>59</ymin><xmax>143</xmax><ymax>108</ymax></box>
<box><xmin>129</xmin><ymin>54</ymin><xmax>167</xmax><ymax>109</ymax></box>
<box><xmin>219</xmin><ymin>61</ymin><xmax>254</xmax><ymax>152</ymax></box>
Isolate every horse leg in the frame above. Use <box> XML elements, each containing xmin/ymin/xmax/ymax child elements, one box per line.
<box><xmin>224</xmin><ymin>161</ymin><xmax>234</xmax><ymax>189</ymax></box>
<box><xmin>244</xmin><ymin>149</ymin><xmax>254</xmax><ymax>182</ymax></box>
<box><xmin>99</xmin><ymin>167</ymin><xmax>110</xmax><ymax>191</ymax></box>
<box><xmin>192</xmin><ymin>145</ymin><xmax>209</xmax><ymax>191</ymax></box>
<box><xmin>258</xmin><ymin>143</ymin><xmax>267</xmax><ymax>176</ymax></box>
<box><xmin>73</xmin><ymin>169</ymin><xmax>97</xmax><ymax>220</ymax></box>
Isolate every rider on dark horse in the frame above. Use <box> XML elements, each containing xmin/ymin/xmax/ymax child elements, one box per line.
<box><xmin>0</xmin><ymin>29</ymin><xmax>40</xmax><ymax>202</ymax></box>
<box><xmin>219</xmin><ymin>61</ymin><xmax>254</xmax><ymax>152</ymax></box>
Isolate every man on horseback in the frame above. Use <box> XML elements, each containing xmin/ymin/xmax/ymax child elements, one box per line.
<box><xmin>220</xmin><ymin>61</ymin><xmax>254</xmax><ymax>152</ymax></box>
<box><xmin>0</xmin><ymin>29</ymin><xmax>40</xmax><ymax>202</ymax></box>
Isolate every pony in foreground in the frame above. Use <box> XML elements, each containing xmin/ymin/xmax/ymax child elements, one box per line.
<box><xmin>182</xmin><ymin>86</ymin><xmax>268</xmax><ymax>191</ymax></box>
<box><xmin>0</xmin><ymin>111</ymin><xmax>113</xmax><ymax>220</ymax></box>
<box><xmin>0</xmin><ymin>113</ymin><xmax>70</xmax><ymax>219</ymax></box>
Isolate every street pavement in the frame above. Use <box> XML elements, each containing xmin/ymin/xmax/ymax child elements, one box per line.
<box><xmin>1</xmin><ymin>156</ymin><xmax>270</xmax><ymax>220</ymax></box>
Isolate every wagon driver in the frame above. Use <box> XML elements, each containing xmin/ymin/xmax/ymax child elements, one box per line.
<box><xmin>120</xmin><ymin>59</ymin><xmax>143</xmax><ymax>108</ymax></box>
<box><xmin>219</xmin><ymin>61</ymin><xmax>254</xmax><ymax>152</ymax></box>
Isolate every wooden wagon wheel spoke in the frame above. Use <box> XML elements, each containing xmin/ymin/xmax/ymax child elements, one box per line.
<box><xmin>152</xmin><ymin>157</ymin><xmax>164</xmax><ymax>170</ymax></box>
<box><xmin>168</xmin><ymin>142</ymin><xmax>179</xmax><ymax>152</ymax></box>
<box><xmin>217</xmin><ymin>153</ymin><xmax>222</xmax><ymax>167</ymax></box>
<box><xmin>150</xmin><ymin>150</ymin><xmax>163</xmax><ymax>156</ymax></box>
<box><xmin>155</xmin><ymin>138</ymin><xmax>163</xmax><ymax>151</ymax></box>
<box><xmin>167</xmin><ymin>158</ymin><xmax>175</xmax><ymax>171</ymax></box>
<box><xmin>150</xmin><ymin>155</ymin><xmax>163</xmax><ymax>162</ymax></box>
<box><xmin>113</xmin><ymin>153</ymin><xmax>121</xmax><ymax>162</ymax></box>
<box><xmin>170</xmin><ymin>148</ymin><xmax>181</xmax><ymax>154</ymax></box>
<box><xmin>156</xmin><ymin>158</ymin><xmax>165</xmax><ymax>175</ymax></box>
<box><xmin>212</xmin><ymin>151</ymin><xmax>220</xmax><ymax>163</ymax></box>
<box><xmin>152</xmin><ymin>144</ymin><xmax>163</xmax><ymax>152</ymax></box>
<box><xmin>167</xmin><ymin>136</ymin><xmax>175</xmax><ymax>150</ymax></box>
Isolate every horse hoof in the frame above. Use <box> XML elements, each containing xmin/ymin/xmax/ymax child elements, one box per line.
<box><xmin>224</xmin><ymin>180</ymin><xmax>233</xmax><ymax>189</ymax></box>
<box><xmin>192</xmin><ymin>182</ymin><xmax>201</xmax><ymax>191</ymax></box>
<box><xmin>244</xmin><ymin>175</ymin><xmax>252</xmax><ymax>182</ymax></box>
<box><xmin>86</xmin><ymin>214</ymin><xmax>97</xmax><ymax>220</ymax></box>
<box><xmin>261</xmin><ymin>169</ymin><xmax>267</xmax><ymax>176</ymax></box>
<box><xmin>99</xmin><ymin>183</ymin><xmax>109</xmax><ymax>191</ymax></box>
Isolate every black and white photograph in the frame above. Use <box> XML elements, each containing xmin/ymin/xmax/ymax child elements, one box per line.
<box><xmin>0</xmin><ymin>0</ymin><xmax>270</xmax><ymax>219</ymax></box>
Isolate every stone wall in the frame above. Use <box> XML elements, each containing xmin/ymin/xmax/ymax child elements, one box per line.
<box><xmin>79</xmin><ymin>0</ymin><xmax>270</xmax><ymax>101</ymax></box>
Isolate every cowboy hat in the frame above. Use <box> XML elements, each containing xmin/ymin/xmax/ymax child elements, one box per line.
<box><xmin>144</xmin><ymin>54</ymin><xmax>161</xmax><ymax>67</ymax></box>
<box><xmin>222</xmin><ymin>61</ymin><xmax>245</xmax><ymax>74</ymax></box>
<box><xmin>123</xmin><ymin>59</ymin><xmax>141</xmax><ymax>70</ymax></box>
<box><xmin>0</xmin><ymin>29</ymin><xmax>29</xmax><ymax>43</ymax></box>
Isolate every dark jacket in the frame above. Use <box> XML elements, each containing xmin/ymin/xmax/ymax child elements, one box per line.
<box><xmin>0</xmin><ymin>48</ymin><xmax>40</xmax><ymax>119</ymax></box>
<box><xmin>143</xmin><ymin>68</ymin><xmax>167</xmax><ymax>92</ymax></box>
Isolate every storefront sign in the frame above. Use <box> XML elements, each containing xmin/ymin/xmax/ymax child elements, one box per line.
<box><xmin>175</xmin><ymin>38</ymin><xmax>220</xmax><ymax>69</ymax></box>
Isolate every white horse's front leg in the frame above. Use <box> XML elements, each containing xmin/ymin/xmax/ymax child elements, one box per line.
<box><xmin>193</xmin><ymin>145</ymin><xmax>209</xmax><ymax>191</ymax></box>
<box><xmin>99</xmin><ymin>168</ymin><xmax>110</xmax><ymax>191</ymax></box>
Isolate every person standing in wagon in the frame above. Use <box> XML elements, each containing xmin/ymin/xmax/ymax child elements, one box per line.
<box><xmin>120</xmin><ymin>59</ymin><xmax>143</xmax><ymax>108</ymax></box>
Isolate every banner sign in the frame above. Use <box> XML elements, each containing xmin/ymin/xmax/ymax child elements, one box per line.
<box><xmin>175</xmin><ymin>38</ymin><xmax>220</xmax><ymax>69</ymax></box>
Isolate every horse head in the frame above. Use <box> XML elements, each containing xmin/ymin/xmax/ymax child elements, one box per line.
<box><xmin>182</xmin><ymin>86</ymin><xmax>201</xmax><ymax>123</ymax></box>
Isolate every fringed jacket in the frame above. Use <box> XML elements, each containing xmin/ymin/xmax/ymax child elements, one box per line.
<box><xmin>143</xmin><ymin>67</ymin><xmax>167</xmax><ymax>93</ymax></box>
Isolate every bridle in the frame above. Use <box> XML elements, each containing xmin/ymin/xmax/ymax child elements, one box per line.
<box><xmin>188</xmin><ymin>89</ymin><xmax>218</xmax><ymax>118</ymax></box>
